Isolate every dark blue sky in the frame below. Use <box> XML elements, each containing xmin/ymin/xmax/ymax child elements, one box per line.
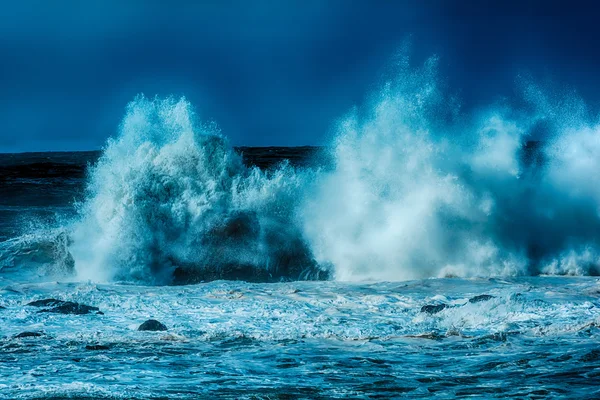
<box><xmin>1</xmin><ymin>0</ymin><xmax>599</xmax><ymax>152</ymax></box>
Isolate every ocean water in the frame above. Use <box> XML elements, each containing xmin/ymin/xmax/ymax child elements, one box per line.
<box><xmin>1</xmin><ymin>278</ymin><xmax>599</xmax><ymax>399</ymax></box>
<box><xmin>2</xmin><ymin>55</ymin><xmax>600</xmax><ymax>398</ymax></box>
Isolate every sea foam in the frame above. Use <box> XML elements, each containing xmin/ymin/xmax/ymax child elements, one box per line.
<box><xmin>302</xmin><ymin>56</ymin><xmax>600</xmax><ymax>280</ymax></box>
<box><xmin>2</xmin><ymin>52</ymin><xmax>600</xmax><ymax>284</ymax></box>
<box><xmin>69</xmin><ymin>96</ymin><xmax>323</xmax><ymax>284</ymax></box>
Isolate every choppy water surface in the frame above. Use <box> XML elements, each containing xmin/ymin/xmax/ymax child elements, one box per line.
<box><xmin>3</xmin><ymin>54</ymin><xmax>600</xmax><ymax>398</ymax></box>
<box><xmin>1</xmin><ymin>277</ymin><xmax>599</xmax><ymax>399</ymax></box>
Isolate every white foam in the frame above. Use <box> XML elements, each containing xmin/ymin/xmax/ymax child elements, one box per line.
<box><xmin>4</xmin><ymin>52</ymin><xmax>600</xmax><ymax>284</ymax></box>
<box><xmin>302</xmin><ymin>56</ymin><xmax>600</xmax><ymax>281</ymax></box>
<box><xmin>69</xmin><ymin>96</ymin><xmax>318</xmax><ymax>283</ymax></box>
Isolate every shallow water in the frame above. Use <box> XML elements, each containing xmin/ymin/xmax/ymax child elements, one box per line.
<box><xmin>1</xmin><ymin>277</ymin><xmax>599</xmax><ymax>398</ymax></box>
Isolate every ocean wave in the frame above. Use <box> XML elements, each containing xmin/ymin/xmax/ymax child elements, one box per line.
<box><xmin>301</xmin><ymin>55</ymin><xmax>600</xmax><ymax>280</ymax></box>
<box><xmin>65</xmin><ymin>96</ymin><xmax>326</xmax><ymax>284</ymax></box>
<box><xmin>0</xmin><ymin>229</ymin><xmax>74</xmax><ymax>280</ymax></box>
<box><xmin>2</xmin><ymin>52</ymin><xmax>600</xmax><ymax>284</ymax></box>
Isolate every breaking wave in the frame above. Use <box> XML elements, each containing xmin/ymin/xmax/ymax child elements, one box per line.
<box><xmin>2</xmin><ymin>52</ymin><xmax>600</xmax><ymax>284</ymax></box>
<box><xmin>67</xmin><ymin>97</ymin><xmax>325</xmax><ymax>284</ymax></box>
<box><xmin>302</xmin><ymin>56</ymin><xmax>600</xmax><ymax>280</ymax></box>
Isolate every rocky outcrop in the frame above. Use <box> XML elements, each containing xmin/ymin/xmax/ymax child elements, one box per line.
<box><xmin>26</xmin><ymin>299</ymin><xmax>103</xmax><ymax>315</ymax></box>
<box><xmin>27</xmin><ymin>299</ymin><xmax>64</xmax><ymax>307</ymax></box>
<box><xmin>469</xmin><ymin>294</ymin><xmax>495</xmax><ymax>303</ymax></box>
<box><xmin>421</xmin><ymin>294</ymin><xmax>496</xmax><ymax>315</ymax></box>
<box><xmin>138</xmin><ymin>319</ymin><xmax>167</xmax><ymax>331</ymax></box>
<box><xmin>86</xmin><ymin>344</ymin><xmax>110</xmax><ymax>351</ymax></box>
<box><xmin>420</xmin><ymin>304</ymin><xmax>447</xmax><ymax>314</ymax></box>
<box><xmin>14</xmin><ymin>331</ymin><xmax>43</xmax><ymax>338</ymax></box>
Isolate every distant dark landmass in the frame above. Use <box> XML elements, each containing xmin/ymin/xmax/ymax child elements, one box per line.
<box><xmin>0</xmin><ymin>141</ymin><xmax>543</xmax><ymax>183</ymax></box>
<box><xmin>0</xmin><ymin>146</ymin><xmax>327</xmax><ymax>182</ymax></box>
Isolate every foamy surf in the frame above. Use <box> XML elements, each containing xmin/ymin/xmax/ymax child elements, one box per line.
<box><xmin>0</xmin><ymin>277</ymin><xmax>599</xmax><ymax>398</ymax></box>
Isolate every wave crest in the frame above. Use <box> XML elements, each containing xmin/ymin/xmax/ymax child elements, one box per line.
<box><xmin>301</xmin><ymin>56</ymin><xmax>600</xmax><ymax>280</ymax></box>
<box><xmin>3</xmin><ymin>52</ymin><xmax>600</xmax><ymax>284</ymax></box>
<box><xmin>69</xmin><ymin>96</ymin><xmax>325</xmax><ymax>284</ymax></box>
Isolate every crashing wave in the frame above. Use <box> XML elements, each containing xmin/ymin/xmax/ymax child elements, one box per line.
<box><xmin>301</xmin><ymin>55</ymin><xmax>600</xmax><ymax>280</ymax></box>
<box><xmin>2</xmin><ymin>51</ymin><xmax>600</xmax><ymax>284</ymax></box>
<box><xmin>67</xmin><ymin>96</ymin><xmax>326</xmax><ymax>284</ymax></box>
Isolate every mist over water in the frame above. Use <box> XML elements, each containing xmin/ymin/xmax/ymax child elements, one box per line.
<box><xmin>2</xmin><ymin>53</ymin><xmax>600</xmax><ymax>284</ymax></box>
<box><xmin>304</xmin><ymin>55</ymin><xmax>600</xmax><ymax>280</ymax></box>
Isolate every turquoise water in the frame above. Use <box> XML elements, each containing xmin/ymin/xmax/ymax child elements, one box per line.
<box><xmin>1</xmin><ymin>277</ymin><xmax>599</xmax><ymax>398</ymax></box>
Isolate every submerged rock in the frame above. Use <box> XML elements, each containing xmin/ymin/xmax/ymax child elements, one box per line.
<box><xmin>469</xmin><ymin>294</ymin><xmax>495</xmax><ymax>303</ymax></box>
<box><xmin>581</xmin><ymin>349</ymin><xmax>600</xmax><ymax>362</ymax></box>
<box><xmin>474</xmin><ymin>331</ymin><xmax>520</xmax><ymax>344</ymax></box>
<box><xmin>168</xmin><ymin>210</ymin><xmax>329</xmax><ymax>285</ymax></box>
<box><xmin>14</xmin><ymin>331</ymin><xmax>43</xmax><ymax>338</ymax></box>
<box><xmin>420</xmin><ymin>304</ymin><xmax>447</xmax><ymax>314</ymax></box>
<box><xmin>40</xmin><ymin>302</ymin><xmax>102</xmax><ymax>315</ymax></box>
<box><xmin>27</xmin><ymin>298</ymin><xmax>102</xmax><ymax>315</ymax></box>
<box><xmin>86</xmin><ymin>344</ymin><xmax>110</xmax><ymax>351</ymax></box>
<box><xmin>138</xmin><ymin>319</ymin><xmax>167</xmax><ymax>331</ymax></box>
<box><xmin>406</xmin><ymin>331</ymin><xmax>445</xmax><ymax>340</ymax></box>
